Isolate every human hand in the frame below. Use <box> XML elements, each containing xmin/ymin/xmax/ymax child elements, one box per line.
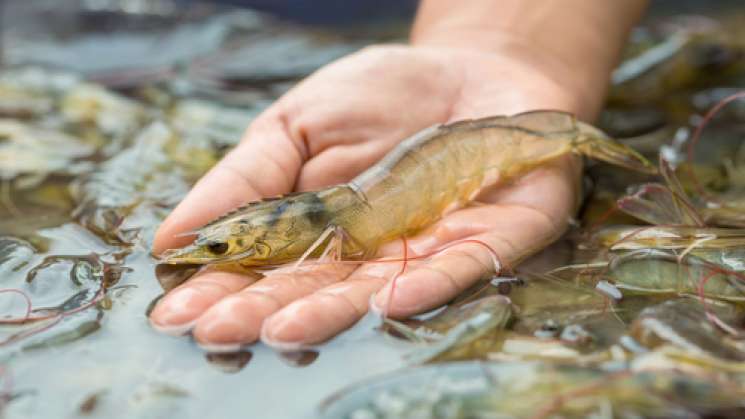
<box><xmin>149</xmin><ymin>44</ymin><xmax>589</xmax><ymax>351</ymax></box>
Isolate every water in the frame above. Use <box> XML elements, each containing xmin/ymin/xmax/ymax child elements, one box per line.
<box><xmin>0</xmin><ymin>167</ymin><xmax>409</xmax><ymax>418</ymax></box>
<box><xmin>0</xmin><ymin>3</ymin><xmax>413</xmax><ymax>418</ymax></box>
<box><xmin>9</xmin><ymin>306</ymin><xmax>407</xmax><ymax>418</ymax></box>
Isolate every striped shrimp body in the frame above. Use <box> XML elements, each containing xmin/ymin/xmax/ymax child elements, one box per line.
<box><xmin>161</xmin><ymin>111</ymin><xmax>655</xmax><ymax>269</ymax></box>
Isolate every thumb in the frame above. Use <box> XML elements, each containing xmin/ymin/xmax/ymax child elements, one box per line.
<box><xmin>152</xmin><ymin>111</ymin><xmax>307</xmax><ymax>254</ymax></box>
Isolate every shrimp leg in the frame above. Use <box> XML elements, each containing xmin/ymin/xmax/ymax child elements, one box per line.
<box><xmin>293</xmin><ymin>225</ymin><xmax>347</xmax><ymax>268</ymax></box>
<box><xmin>317</xmin><ymin>227</ymin><xmax>346</xmax><ymax>262</ymax></box>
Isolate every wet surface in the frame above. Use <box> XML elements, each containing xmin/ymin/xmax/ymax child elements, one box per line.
<box><xmin>0</xmin><ymin>3</ymin><xmax>410</xmax><ymax>419</ymax></box>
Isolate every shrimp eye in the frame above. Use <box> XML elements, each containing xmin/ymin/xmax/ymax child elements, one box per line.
<box><xmin>207</xmin><ymin>241</ymin><xmax>229</xmax><ymax>255</ymax></box>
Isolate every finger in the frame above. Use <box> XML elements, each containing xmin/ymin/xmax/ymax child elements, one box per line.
<box><xmin>373</xmin><ymin>203</ymin><xmax>564</xmax><ymax>319</ymax></box>
<box><xmin>259</xmin><ymin>186</ymin><xmax>567</xmax><ymax>348</ymax></box>
<box><xmin>149</xmin><ymin>271</ymin><xmax>254</xmax><ymax>334</ymax></box>
<box><xmin>260</xmin><ymin>262</ymin><xmax>401</xmax><ymax>349</ymax></box>
<box><xmin>477</xmin><ymin>155</ymin><xmax>581</xmax><ymax>213</ymax></box>
<box><xmin>152</xmin><ymin>112</ymin><xmax>306</xmax><ymax>254</ymax></box>
<box><xmin>373</xmin><ymin>158</ymin><xmax>576</xmax><ymax>257</ymax></box>
<box><xmin>191</xmin><ymin>262</ymin><xmax>356</xmax><ymax>351</ymax></box>
<box><xmin>295</xmin><ymin>143</ymin><xmax>389</xmax><ymax>191</ymax></box>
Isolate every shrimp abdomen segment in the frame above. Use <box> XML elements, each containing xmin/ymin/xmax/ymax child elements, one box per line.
<box><xmin>347</xmin><ymin>112</ymin><xmax>576</xmax><ymax>244</ymax></box>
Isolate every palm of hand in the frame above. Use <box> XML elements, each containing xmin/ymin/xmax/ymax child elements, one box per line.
<box><xmin>150</xmin><ymin>45</ymin><xmax>582</xmax><ymax>350</ymax></box>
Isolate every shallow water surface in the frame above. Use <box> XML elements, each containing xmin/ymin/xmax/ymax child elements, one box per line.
<box><xmin>0</xmin><ymin>3</ymin><xmax>412</xmax><ymax>418</ymax></box>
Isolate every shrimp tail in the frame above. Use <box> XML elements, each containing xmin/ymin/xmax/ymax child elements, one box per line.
<box><xmin>573</xmin><ymin>122</ymin><xmax>658</xmax><ymax>174</ymax></box>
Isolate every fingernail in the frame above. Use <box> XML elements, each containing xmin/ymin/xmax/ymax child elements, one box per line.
<box><xmin>368</xmin><ymin>292</ymin><xmax>386</xmax><ymax>318</ymax></box>
<box><xmin>372</xmin><ymin>278</ymin><xmax>428</xmax><ymax>318</ymax></box>
<box><xmin>149</xmin><ymin>318</ymin><xmax>196</xmax><ymax>336</ymax></box>
<box><xmin>149</xmin><ymin>288</ymin><xmax>205</xmax><ymax>333</ymax></box>
<box><xmin>260</xmin><ymin>305</ymin><xmax>309</xmax><ymax>350</ymax></box>
<box><xmin>194</xmin><ymin>300</ymin><xmax>257</xmax><ymax>346</ymax></box>
<box><xmin>261</xmin><ymin>331</ymin><xmax>310</xmax><ymax>352</ymax></box>
<box><xmin>371</xmin><ymin>287</ymin><xmax>389</xmax><ymax>316</ymax></box>
<box><xmin>197</xmin><ymin>341</ymin><xmax>244</xmax><ymax>353</ymax></box>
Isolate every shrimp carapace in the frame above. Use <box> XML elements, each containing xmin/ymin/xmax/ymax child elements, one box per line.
<box><xmin>161</xmin><ymin>110</ymin><xmax>655</xmax><ymax>268</ymax></box>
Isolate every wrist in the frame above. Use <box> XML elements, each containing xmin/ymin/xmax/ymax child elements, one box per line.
<box><xmin>412</xmin><ymin>28</ymin><xmax>605</xmax><ymax>121</ymax></box>
<box><xmin>411</xmin><ymin>0</ymin><xmax>647</xmax><ymax>122</ymax></box>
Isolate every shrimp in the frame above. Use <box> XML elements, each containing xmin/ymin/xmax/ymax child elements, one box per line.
<box><xmin>161</xmin><ymin>110</ymin><xmax>655</xmax><ymax>269</ymax></box>
<box><xmin>589</xmin><ymin>225</ymin><xmax>745</xmax><ymax>252</ymax></box>
<box><xmin>319</xmin><ymin>360</ymin><xmax>745</xmax><ymax>419</ymax></box>
<box><xmin>609</xmin><ymin>29</ymin><xmax>745</xmax><ymax>106</ymax></box>
<box><xmin>628</xmin><ymin>298</ymin><xmax>745</xmax><ymax>363</ymax></box>
<box><xmin>601</xmin><ymin>248</ymin><xmax>745</xmax><ymax>303</ymax></box>
<box><xmin>385</xmin><ymin>295</ymin><xmax>513</xmax><ymax>363</ymax></box>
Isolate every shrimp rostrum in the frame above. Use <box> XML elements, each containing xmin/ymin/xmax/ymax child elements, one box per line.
<box><xmin>161</xmin><ymin>111</ymin><xmax>655</xmax><ymax>270</ymax></box>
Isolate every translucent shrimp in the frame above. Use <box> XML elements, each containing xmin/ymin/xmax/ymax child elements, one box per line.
<box><xmin>319</xmin><ymin>360</ymin><xmax>745</xmax><ymax>419</ymax></box>
<box><xmin>385</xmin><ymin>295</ymin><xmax>513</xmax><ymax>363</ymax></box>
<box><xmin>161</xmin><ymin>110</ymin><xmax>655</xmax><ymax>269</ymax></box>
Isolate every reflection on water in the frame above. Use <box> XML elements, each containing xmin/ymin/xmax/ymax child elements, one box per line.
<box><xmin>278</xmin><ymin>350</ymin><xmax>320</xmax><ymax>368</ymax></box>
<box><xmin>0</xmin><ymin>3</ymin><xmax>408</xmax><ymax>419</ymax></box>
<box><xmin>204</xmin><ymin>350</ymin><xmax>253</xmax><ymax>373</ymax></box>
<box><xmin>154</xmin><ymin>263</ymin><xmax>201</xmax><ymax>292</ymax></box>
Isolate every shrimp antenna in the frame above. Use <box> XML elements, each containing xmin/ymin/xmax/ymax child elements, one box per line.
<box><xmin>382</xmin><ymin>237</ymin><xmax>410</xmax><ymax>319</ymax></box>
<box><xmin>685</xmin><ymin>90</ymin><xmax>745</xmax><ymax>204</ymax></box>
<box><xmin>173</xmin><ymin>229</ymin><xmax>200</xmax><ymax>238</ymax></box>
